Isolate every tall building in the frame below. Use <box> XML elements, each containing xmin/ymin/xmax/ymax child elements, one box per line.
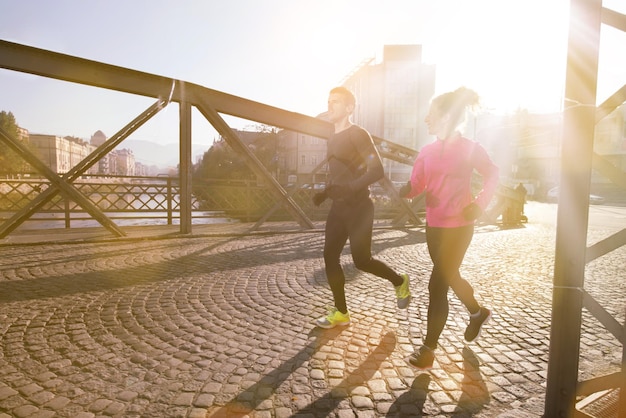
<box><xmin>271</xmin><ymin>45</ymin><xmax>435</xmax><ymax>185</ymax></box>
<box><xmin>89</xmin><ymin>130</ymin><xmax>137</xmax><ymax>176</ymax></box>
<box><xmin>114</xmin><ymin>149</ymin><xmax>135</xmax><ymax>176</ymax></box>
<box><xmin>29</xmin><ymin>134</ymin><xmax>96</xmax><ymax>174</ymax></box>
<box><xmin>276</xmin><ymin>129</ymin><xmax>327</xmax><ymax>186</ymax></box>
<box><xmin>342</xmin><ymin>45</ymin><xmax>436</xmax><ymax>180</ymax></box>
<box><xmin>90</xmin><ymin>130</ymin><xmax>110</xmax><ymax>174</ymax></box>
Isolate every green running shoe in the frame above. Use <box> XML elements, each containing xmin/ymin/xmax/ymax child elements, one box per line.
<box><xmin>316</xmin><ymin>307</ymin><xmax>351</xmax><ymax>329</ymax></box>
<box><xmin>395</xmin><ymin>273</ymin><xmax>411</xmax><ymax>309</ymax></box>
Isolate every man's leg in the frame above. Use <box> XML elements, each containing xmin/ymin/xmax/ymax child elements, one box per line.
<box><xmin>323</xmin><ymin>204</ymin><xmax>349</xmax><ymax>314</ymax></box>
<box><xmin>349</xmin><ymin>199</ymin><xmax>403</xmax><ymax>287</ymax></box>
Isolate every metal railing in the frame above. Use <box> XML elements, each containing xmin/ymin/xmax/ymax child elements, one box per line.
<box><xmin>0</xmin><ymin>175</ymin><xmax>415</xmax><ymax>228</ymax></box>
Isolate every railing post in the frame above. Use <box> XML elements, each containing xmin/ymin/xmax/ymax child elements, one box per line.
<box><xmin>179</xmin><ymin>81</ymin><xmax>192</xmax><ymax>234</ymax></box>
<box><xmin>166</xmin><ymin>177</ymin><xmax>173</xmax><ymax>225</ymax></box>
<box><xmin>64</xmin><ymin>197</ymin><xmax>70</xmax><ymax>229</ymax></box>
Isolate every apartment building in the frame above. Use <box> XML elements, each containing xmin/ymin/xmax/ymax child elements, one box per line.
<box><xmin>28</xmin><ymin>134</ymin><xmax>97</xmax><ymax>175</ymax></box>
<box><xmin>275</xmin><ymin>44</ymin><xmax>436</xmax><ymax>185</ymax></box>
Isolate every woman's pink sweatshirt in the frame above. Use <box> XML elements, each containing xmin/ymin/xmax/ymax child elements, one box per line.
<box><xmin>406</xmin><ymin>136</ymin><xmax>499</xmax><ymax>228</ymax></box>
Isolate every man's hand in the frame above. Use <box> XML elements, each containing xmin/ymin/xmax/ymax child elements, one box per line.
<box><xmin>398</xmin><ymin>181</ymin><xmax>412</xmax><ymax>198</ymax></box>
<box><xmin>462</xmin><ymin>202</ymin><xmax>482</xmax><ymax>221</ymax></box>
<box><xmin>312</xmin><ymin>190</ymin><xmax>328</xmax><ymax>207</ymax></box>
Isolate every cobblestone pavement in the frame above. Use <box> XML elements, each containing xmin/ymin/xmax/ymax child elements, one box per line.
<box><xmin>0</xmin><ymin>203</ymin><xmax>623</xmax><ymax>417</ymax></box>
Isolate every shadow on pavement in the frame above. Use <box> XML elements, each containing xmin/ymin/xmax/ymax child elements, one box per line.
<box><xmin>452</xmin><ymin>346</ymin><xmax>490</xmax><ymax>415</ymax></box>
<box><xmin>0</xmin><ymin>233</ymin><xmax>325</xmax><ymax>303</ymax></box>
<box><xmin>385</xmin><ymin>346</ymin><xmax>489</xmax><ymax>417</ymax></box>
<box><xmin>386</xmin><ymin>373</ymin><xmax>431</xmax><ymax>417</ymax></box>
<box><xmin>207</xmin><ymin>329</ymin><xmax>397</xmax><ymax>417</ymax></box>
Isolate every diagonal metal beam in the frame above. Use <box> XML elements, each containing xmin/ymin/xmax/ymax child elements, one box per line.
<box><xmin>192</xmin><ymin>92</ymin><xmax>315</xmax><ymax>229</ymax></box>
<box><xmin>250</xmin><ymin>156</ymin><xmax>332</xmax><ymax>231</ymax></box>
<box><xmin>0</xmin><ymin>127</ymin><xmax>125</xmax><ymax>237</ymax></box>
<box><xmin>0</xmin><ymin>99</ymin><xmax>165</xmax><ymax>238</ymax></box>
<box><xmin>591</xmin><ymin>84</ymin><xmax>626</xmax><ymax>189</ymax></box>
<box><xmin>595</xmin><ymin>84</ymin><xmax>626</xmax><ymax>123</ymax></box>
<box><xmin>586</xmin><ymin>228</ymin><xmax>626</xmax><ymax>263</ymax></box>
<box><xmin>602</xmin><ymin>7</ymin><xmax>626</xmax><ymax>32</ymax></box>
<box><xmin>582</xmin><ymin>290</ymin><xmax>624</xmax><ymax>343</ymax></box>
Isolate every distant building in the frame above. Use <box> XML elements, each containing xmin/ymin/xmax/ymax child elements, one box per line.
<box><xmin>90</xmin><ymin>130</ymin><xmax>106</xmax><ymax>146</ymax></box>
<box><xmin>342</xmin><ymin>44</ymin><xmax>436</xmax><ymax>181</ymax></box>
<box><xmin>17</xmin><ymin>126</ymin><xmax>29</xmax><ymax>143</ymax></box>
<box><xmin>90</xmin><ymin>130</ymin><xmax>111</xmax><ymax>174</ymax></box>
<box><xmin>29</xmin><ymin>134</ymin><xmax>96</xmax><ymax>174</ymax></box>
<box><xmin>277</xmin><ymin>129</ymin><xmax>327</xmax><ymax>186</ymax></box>
<box><xmin>274</xmin><ymin>45</ymin><xmax>436</xmax><ymax>185</ymax></box>
<box><xmin>89</xmin><ymin>130</ymin><xmax>138</xmax><ymax>176</ymax></box>
<box><xmin>486</xmin><ymin>104</ymin><xmax>626</xmax><ymax>199</ymax></box>
<box><xmin>114</xmin><ymin>148</ymin><xmax>135</xmax><ymax>176</ymax></box>
<box><xmin>135</xmin><ymin>162</ymin><xmax>148</xmax><ymax>176</ymax></box>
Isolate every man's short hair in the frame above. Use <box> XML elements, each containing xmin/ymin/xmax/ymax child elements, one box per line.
<box><xmin>330</xmin><ymin>87</ymin><xmax>356</xmax><ymax>107</ymax></box>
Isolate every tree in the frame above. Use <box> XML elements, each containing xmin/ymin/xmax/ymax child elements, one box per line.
<box><xmin>193</xmin><ymin>139</ymin><xmax>253</xmax><ymax>181</ymax></box>
<box><xmin>193</xmin><ymin>125</ymin><xmax>279</xmax><ymax>182</ymax></box>
<box><xmin>0</xmin><ymin>111</ymin><xmax>26</xmax><ymax>176</ymax></box>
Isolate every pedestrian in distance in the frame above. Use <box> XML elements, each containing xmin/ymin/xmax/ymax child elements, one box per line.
<box><xmin>399</xmin><ymin>87</ymin><xmax>499</xmax><ymax>369</ymax></box>
<box><xmin>313</xmin><ymin>86</ymin><xmax>411</xmax><ymax>329</ymax></box>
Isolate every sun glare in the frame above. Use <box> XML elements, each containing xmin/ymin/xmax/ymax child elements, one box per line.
<box><xmin>424</xmin><ymin>0</ymin><xmax>570</xmax><ymax>114</ymax></box>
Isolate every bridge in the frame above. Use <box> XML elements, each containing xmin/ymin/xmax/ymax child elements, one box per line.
<box><xmin>1</xmin><ymin>1</ymin><xmax>626</xmax><ymax>414</ymax></box>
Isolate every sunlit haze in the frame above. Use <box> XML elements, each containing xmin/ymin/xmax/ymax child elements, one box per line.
<box><xmin>1</xmin><ymin>0</ymin><xmax>624</xmax><ymax>147</ymax></box>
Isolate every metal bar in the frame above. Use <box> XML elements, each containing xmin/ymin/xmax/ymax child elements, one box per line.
<box><xmin>250</xmin><ymin>157</ymin><xmax>332</xmax><ymax>231</ymax></box>
<box><xmin>577</xmin><ymin>372</ymin><xmax>623</xmax><ymax>397</ymax></box>
<box><xmin>592</xmin><ymin>83</ymin><xmax>626</xmax><ymax>190</ymax></box>
<box><xmin>595</xmin><ymin>84</ymin><xmax>626</xmax><ymax>123</ymax></box>
<box><xmin>0</xmin><ymin>100</ymin><xmax>164</xmax><ymax>238</ymax></box>
<box><xmin>621</xmin><ymin>310</ymin><xmax>626</xmax><ymax>418</ymax></box>
<box><xmin>582</xmin><ymin>291</ymin><xmax>624</xmax><ymax>343</ymax></box>
<box><xmin>167</xmin><ymin>178</ymin><xmax>173</xmax><ymax>225</ymax></box>
<box><xmin>0</xmin><ymin>40</ymin><xmax>331</xmax><ymax>139</ymax></box>
<box><xmin>64</xmin><ymin>198</ymin><xmax>70</xmax><ymax>228</ymax></box>
<box><xmin>0</xmin><ymin>40</ymin><xmax>422</xmax><ymax>162</ymax></box>
<box><xmin>586</xmin><ymin>228</ymin><xmax>626</xmax><ymax>263</ymax></box>
<box><xmin>193</xmin><ymin>93</ymin><xmax>315</xmax><ymax>230</ymax></box>
<box><xmin>592</xmin><ymin>152</ymin><xmax>626</xmax><ymax>189</ymax></box>
<box><xmin>0</xmin><ymin>127</ymin><xmax>125</xmax><ymax>237</ymax></box>
<box><xmin>179</xmin><ymin>82</ymin><xmax>192</xmax><ymax>234</ymax></box>
<box><xmin>602</xmin><ymin>7</ymin><xmax>626</xmax><ymax>32</ymax></box>
<box><xmin>377</xmin><ymin>175</ymin><xmax>422</xmax><ymax>226</ymax></box>
<box><xmin>545</xmin><ymin>0</ymin><xmax>602</xmax><ymax>415</ymax></box>
<box><xmin>392</xmin><ymin>195</ymin><xmax>425</xmax><ymax>227</ymax></box>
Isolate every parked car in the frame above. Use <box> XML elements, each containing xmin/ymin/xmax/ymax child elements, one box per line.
<box><xmin>300</xmin><ymin>183</ymin><xmax>325</xmax><ymax>190</ymax></box>
<box><xmin>547</xmin><ymin>187</ymin><xmax>605</xmax><ymax>205</ymax></box>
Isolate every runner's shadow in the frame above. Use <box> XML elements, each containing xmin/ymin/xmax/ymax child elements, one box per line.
<box><xmin>207</xmin><ymin>328</ymin><xmax>396</xmax><ymax>417</ymax></box>
<box><xmin>297</xmin><ymin>330</ymin><xmax>397</xmax><ymax>416</ymax></box>
<box><xmin>385</xmin><ymin>373</ymin><xmax>431</xmax><ymax>417</ymax></box>
<box><xmin>451</xmin><ymin>346</ymin><xmax>490</xmax><ymax>416</ymax></box>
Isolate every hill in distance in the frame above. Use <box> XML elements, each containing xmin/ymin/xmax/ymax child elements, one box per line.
<box><xmin>122</xmin><ymin>140</ymin><xmax>210</xmax><ymax>168</ymax></box>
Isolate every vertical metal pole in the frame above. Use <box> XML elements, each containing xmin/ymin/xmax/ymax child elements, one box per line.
<box><xmin>544</xmin><ymin>0</ymin><xmax>602</xmax><ymax>416</ymax></box>
<box><xmin>64</xmin><ymin>197</ymin><xmax>70</xmax><ymax>229</ymax></box>
<box><xmin>617</xmin><ymin>308</ymin><xmax>626</xmax><ymax>418</ymax></box>
<box><xmin>179</xmin><ymin>81</ymin><xmax>192</xmax><ymax>234</ymax></box>
<box><xmin>166</xmin><ymin>177</ymin><xmax>173</xmax><ymax>225</ymax></box>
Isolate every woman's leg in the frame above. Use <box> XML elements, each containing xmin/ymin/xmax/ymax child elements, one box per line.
<box><xmin>423</xmin><ymin>225</ymin><xmax>477</xmax><ymax>348</ymax></box>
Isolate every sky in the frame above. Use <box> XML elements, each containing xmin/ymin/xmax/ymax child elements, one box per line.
<box><xmin>1</xmin><ymin>0</ymin><xmax>625</xmax><ymax>148</ymax></box>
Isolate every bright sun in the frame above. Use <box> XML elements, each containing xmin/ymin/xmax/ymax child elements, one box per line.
<box><xmin>422</xmin><ymin>0</ymin><xmax>571</xmax><ymax>114</ymax></box>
